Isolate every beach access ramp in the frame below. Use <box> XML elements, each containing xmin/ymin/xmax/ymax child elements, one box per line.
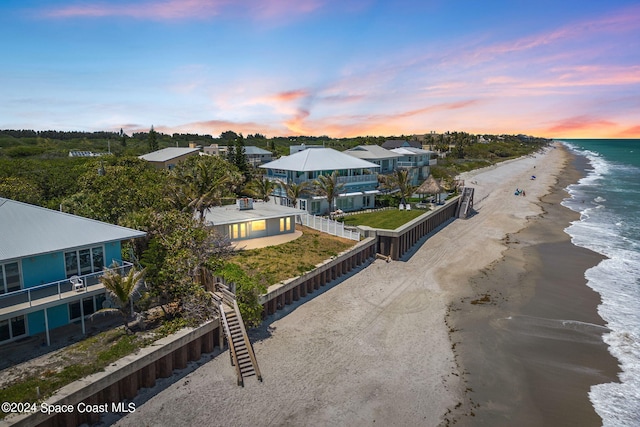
<box><xmin>211</xmin><ymin>283</ymin><xmax>262</xmax><ymax>387</ymax></box>
<box><xmin>456</xmin><ymin>187</ymin><xmax>474</xmax><ymax>218</ymax></box>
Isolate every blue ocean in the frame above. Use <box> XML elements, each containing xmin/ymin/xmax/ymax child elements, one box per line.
<box><xmin>559</xmin><ymin>139</ymin><xmax>640</xmax><ymax>426</ymax></box>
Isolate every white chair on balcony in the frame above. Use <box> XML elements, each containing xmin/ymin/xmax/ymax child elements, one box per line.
<box><xmin>70</xmin><ymin>275</ymin><xmax>84</xmax><ymax>292</ymax></box>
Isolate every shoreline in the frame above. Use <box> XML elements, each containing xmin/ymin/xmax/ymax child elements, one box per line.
<box><xmin>112</xmin><ymin>145</ymin><xmax>573</xmax><ymax>427</ymax></box>
<box><xmin>445</xmin><ymin>148</ymin><xmax>620</xmax><ymax>426</ymax></box>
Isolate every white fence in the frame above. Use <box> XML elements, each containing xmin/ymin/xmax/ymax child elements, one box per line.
<box><xmin>297</xmin><ymin>214</ymin><xmax>361</xmax><ymax>241</ymax></box>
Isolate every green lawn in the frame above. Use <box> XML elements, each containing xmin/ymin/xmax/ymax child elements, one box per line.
<box><xmin>340</xmin><ymin>208</ymin><xmax>426</xmax><ymax>230</ymax></box>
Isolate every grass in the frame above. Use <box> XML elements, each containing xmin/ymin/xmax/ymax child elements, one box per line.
<box><xmin>0</xmin><ymin>318</ymin><xmax>187</xmax><ymax>419</ymax></box>
<box><xmin>230</xmin><ymin>225</ymin><xmax>355</xmax><ymax>286</ymax></box>
<box><xmin>339</xmin><ymin>209</ymin><xmax>426</xmax><ymax>230</ymax></box>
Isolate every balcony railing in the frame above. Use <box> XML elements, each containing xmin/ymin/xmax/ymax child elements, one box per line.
<box><xmin>0</xmin><ymin>261</ymin><xmax>134</xmax><ymax>313</ymax></box>
<box><xmin>267</xmin><ymin>174</ymin><xmax>378</xmax><ymax>186</ymax></box>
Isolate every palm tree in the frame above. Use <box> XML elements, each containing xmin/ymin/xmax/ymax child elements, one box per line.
<box><xmin>98</xmin><ymin>266</ymin><xmax>145</xmax><ymax>332</ymax></box>
<box><xmin>314</xmin><ymin>171</ymin><xmax>344</xmax><ymax>214</ymax></box>
<box><xmin>246</xmin><ymin>177</ymin><xmax>277</xmax><ymax>202</ymax></box>
<box><xmin>387</xmin><ymin>169</ymin><xmax>415</xmax><ymax>206</ymax></box>
<box><xmin>170</xmin><ymin>156</ymin><xmax>242</xmax><ymax>220</ymax></box>
<box><xmin>279</xmin><ymin>180</ymin><xmax>311</xmax><ymax>208</ymax></box>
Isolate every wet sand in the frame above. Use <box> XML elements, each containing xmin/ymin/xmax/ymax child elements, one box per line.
<box><xmin>111</xmin><ymin>144</ymin><xmax>577</xmax><ymax>427</ymax></box>
<box><xmin>446</xmin><ymin>152</ymin><xmax>620</xmax><ymax>426</ymax></box>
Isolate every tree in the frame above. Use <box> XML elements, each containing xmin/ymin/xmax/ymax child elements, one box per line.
<box><xmin>279</xmin><ymin>180</ymin><xmax>311</xmax><ymax>208</ymax></box>
<box><xmin>246</xmin><ymin>177</ymin><xmax>277</xmax><ymax>202</ymax></box>
<box><xmin>314</xmin><ymin>171</ymin><xmax>344</xmax><ymax>214</ymax></box>
<box><xmin>169</xmin><ymin>155</ymin><xmax>243</xmax><ymax>220</ymax></box>
<box><xmin>60</xmin><ymin>157</ymin><xmax>168</xmax><ymax>225</ymax></box>
<box><xmin>139</xmin><ymin>210</ymin><xmax>234</xmax><ymax>318</ymax></box>
<box><xmin>148</xmin><ymin>126</ymin><xmax>158</xmax><ymax>152</ymax></box>
<box><xmin>386</xmin><ymin>169</ymin><xmax>415</xmax><ymax>206</ymax></box>
<box><xmin>98</xmin><ymin>266</ymin><xmax>145</xmax><ymax>332</ymax></box>
<box><xmin>0</xmin><ymin>177</ymin><xmax>43</xmax><ymax>205</ymax></box>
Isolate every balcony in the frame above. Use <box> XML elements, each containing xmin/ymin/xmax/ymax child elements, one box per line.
<box><xmin>0</xmin><ymin>261</ymin><xmax>134</xmax><ymax>317</ymax></box>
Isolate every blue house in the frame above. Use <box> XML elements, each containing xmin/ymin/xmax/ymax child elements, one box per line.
<box><xmin>0</xmin><ymin>198</ymin><xmax>146</xmax><ymax>346</ymax></box>
<box><xmin>260</xmin><ymin>148</ymin><xmax>380</xmax><ymax>215</ymax></box>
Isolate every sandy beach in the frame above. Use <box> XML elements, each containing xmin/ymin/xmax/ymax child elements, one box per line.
<box><xmin>110</xmin><ymin>143</ymin><xmax>605</xmax><ymax>427</ymax></box>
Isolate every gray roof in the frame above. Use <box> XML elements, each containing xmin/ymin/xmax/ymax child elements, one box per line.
<box><xmin>391</xmin><ymin>147</ymin><xmax>433</xmax><ymax>155</ymax></box>
<box><xmin>244</xmin><ymin>146</ymin><xmax>272</xmax><ymax>155</ymax></box>
<box><xmin>381</xmin><ymin>140</ymin><xmax>422</xmax><ymax>149</ymax></box>
<box><xmin>260</xmin><ymin>148</ymin><xmax>379</xmax><ymax>172</ymax></box>
<box><xmin>346</xmin><ymin>145</ymin><xmax>403</xmax><ymax>160</ymax></box>
<box><xmin>203</xmin><ymin>201</ymin><xmax>304</xmax><ymax>226</ymax></box>
<box><xmin>139</xmin><ymin>147</ymin><xmax>201</xmax><ymax>162</ymax></box>
<box><xmin>0</xmin><ymin>198</ymin><xmax>146</xmax><ymax>262</ymax></box>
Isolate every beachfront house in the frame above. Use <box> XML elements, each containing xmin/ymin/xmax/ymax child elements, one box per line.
<box><xmin>391</xmin><ymin>147</ymin><xmax>438</xmax><ymax>186</ymax></box>
<box><xmin>202</xmin><ymin>198</ymin><xmax>303</xmax><ymax>242</ymax></box>
<box><xmin>0</xmin><ymin>198</ymin><xmax>146</xmax><ymax>346</ymax></box>
<box><xmin>381</xmin><ymin>140</ymin><xmax>423</xmax><ymax>150</ymax></box>
<box><xmin>260</xmin><ymin>148</ymin><xmax>380</xmax><ymax>215</ymax></box>
<box><xmin>345</xmin><ymin>145</ymin><xmax>403</xmax><ymax>174</ymax></box>
<box><xmin>139</xmin><ymin>146</ymin><xmax>201</xmax><ymax>170</ymax></box>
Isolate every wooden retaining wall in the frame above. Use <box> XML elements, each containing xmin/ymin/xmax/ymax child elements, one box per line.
<box><xmin>371</xmin><ymin>196</ymin><xmax>460</xmax><ymax>261</ymax></box>
<box><xmin>259</xmin><ymin>237</ymin><xmax>377</xmax><ymax>316</ymax></box>
<box><xmin>7</xmin><ymin>322</ymin><xmax>221</xmax><ymax>427</ymax></box>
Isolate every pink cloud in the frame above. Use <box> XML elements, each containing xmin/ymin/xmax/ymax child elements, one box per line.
<box><xmin>617</xmin><ymin>125</ymin><xmax>640</xmax><ymax>138</ymax></box>
<box><xmin>42</xmin><ymin>0</ymin><xmax>330</xmax><ymax>21</ymax></box>
<box><xmin>545</xmin><ymin>115</ymin><xmax>617</xmax><ymax>135</ymax></box>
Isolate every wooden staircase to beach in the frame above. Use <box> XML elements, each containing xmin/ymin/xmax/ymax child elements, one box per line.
<box><xmin>456</xmin><ymin>187</ymin><xmax>475</xmax><ymax>219</ymax></box>
<box><xmin>211</xmin><ymin>283</ymin><xmax>262</xmax><ymax>387</ymax></box>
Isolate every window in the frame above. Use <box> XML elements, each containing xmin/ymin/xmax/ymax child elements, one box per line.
<box><xmin>279</xmin><ymin>217</ymin><xmax>291</xmax><ymax>232</ymax></box>
<box><xmin>251</xmin><ymin>220</ymin><xmax>266</xmax><ymax>232</ymax></box>
<box><xmin>64</xmin><ymin>246</ymin><xmax>104</xmax><ymax>278</ymax></box>
<box><xmin>0</xmin><ymin>262</ymin><xmax>21</xmax><ymax>294</ymax></box>
<box><xmin>69</xmin><ymin>295</ymin><xmax>101</xmax><ymax>321</ymax></box>
<box><xmin>0</xmin><ymin>315</ymin><xmax>26</xmax><ymax>342</ymax></box>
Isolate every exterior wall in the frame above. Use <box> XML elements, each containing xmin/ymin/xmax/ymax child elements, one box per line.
<box><xmin>22</xmin><ymin>252</ymin><xmax>65</xmax><ymax>288</ymax></box>
<box><xmin>214</xmin><ymin>215</ymin><xmax>296</xmax><ymax>241</ymax></box>
<box><xmin>105</xmin><ymin>242</ymin><xmax>122</xmax><ymax>266</ymax></box>
<box><xmin>27</xmin><ymin>310</ymin><xmax>46</xmax><ymax>335</ymax></box>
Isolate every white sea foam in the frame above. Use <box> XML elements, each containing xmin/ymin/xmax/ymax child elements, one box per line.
<box><xmin>561</xmin><ymin>141</ymin><xmax>640</xmax><ymax>426</ymax></box>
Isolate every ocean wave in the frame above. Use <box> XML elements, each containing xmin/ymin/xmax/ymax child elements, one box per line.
<box><xmin>561</xmin><ymin>141</ymin><xmax>640</xmax><ymax>426</ymax></box>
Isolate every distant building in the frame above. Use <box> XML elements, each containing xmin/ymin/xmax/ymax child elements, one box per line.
<box><xmin>345</xmin><ymin>145</ymin><xmax>402</xmax><ymax>174</ymax></box>
<box><xmin>289</xmin><ymin>144</ymin><xmax>324</xmax><ymax>154</ymax></box>
<box><xmin>69</xmin><ymin>151</ymin><xmax>105</xmax><ymax>157</ymax></box>
<box><xmin>202</xmin><ymin>143</ymin><xmax>228</xmax><ymax>157</ymax></box>
<box><xmin>244</xmin><ymin>146</ymin><xmax>273</xmax><ymax>166</ymax></box>
<box><xmin>381</xmin><ymin>140</ymin><xmax>422</xmax><ymax>150</ymax></box>
<box><xmin>139</xmin><ymin>146</ymin><xmax>201</xmax><ymax>169</ymax></box>
<box><xmin>391</xmin><ymin>147</ymin><xmax>438</xmax><ymax>186</ymax></box>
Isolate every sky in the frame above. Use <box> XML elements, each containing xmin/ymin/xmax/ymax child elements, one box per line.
<box><xmin>1</xmin><ymin>0</ymin><xmax>639</xmax><ymax>139</ymax></box>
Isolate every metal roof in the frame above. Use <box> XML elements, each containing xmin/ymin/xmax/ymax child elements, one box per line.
<box><xmin>260</xmin><ymin>148</ymin><xmax>379</xmax><ymax>172</ymax></box>
<box><xmin>391</xmin><ymin>147</ymin><xmax>433</xmax><ymax>155</ymax></box>
<box><xmin>139</xmin><ymin>147</ymin><xmax>201</xmax><ymax>162</ymax></box>
<box><xmin>244</xmin><ymin>146</ymin><xmax>272</xmax><ymax>155</ymax></box>
<box><xmin>202</xmin><ymin>201</ymin><xmax>304</xmax><ymax>226</ymax></box>
<box><xmin>0</xmin><ymin>198</ymin><xmax>146</xmax><ymax>262</ymax></box>
<box><xmin>346</xmin><ymin>145</ymin><xmax>403</xmax><ymax>160</ymax></box>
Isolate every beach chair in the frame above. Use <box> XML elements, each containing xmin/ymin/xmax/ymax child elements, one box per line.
<box><xmin>398</xmin><ymin>204</ymin><xmax>405</xmax><ymax>210</ymax></box>
<box><xmin>70</xmin><ymin>275</ymin><xmax>84</xmax><ymax>292</ymax></box>
<box><xmin>406</xmin><ymin>204</ymin><xmax>411</xmax><ymax>211</ymax></box>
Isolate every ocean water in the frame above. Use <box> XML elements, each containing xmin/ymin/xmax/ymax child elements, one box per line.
<box><xmin>559</xmin><ymin>139</ymin><xmax>640</xmax><ymax>426</ymax></box>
